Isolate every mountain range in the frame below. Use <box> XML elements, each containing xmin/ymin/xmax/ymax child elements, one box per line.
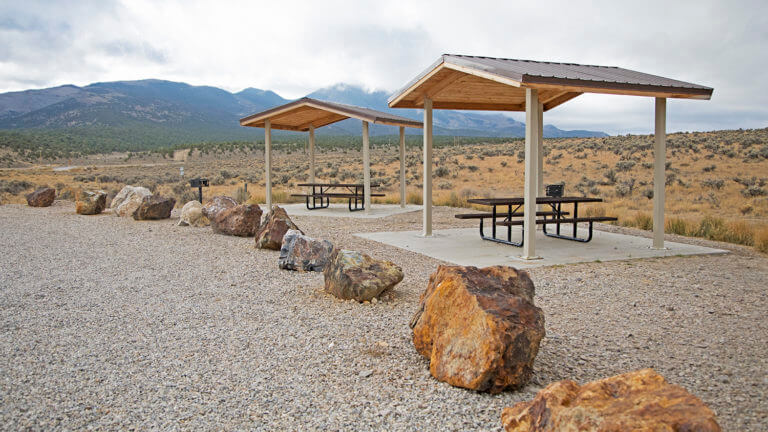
<box><xmin>0</xmin><ymin>80</ymin><xmax>606</xmax><ymax>149</ymax></box>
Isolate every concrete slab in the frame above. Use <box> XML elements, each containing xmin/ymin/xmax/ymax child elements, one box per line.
<box><xmin>280</xmin><ymin>203</ymin><xmax>421</xmax><ymax>219</ymax></box>
<box><xmin>355</xmin><ymin>226</ymin><xmax>728</xmax><ymax>268</ymax></box>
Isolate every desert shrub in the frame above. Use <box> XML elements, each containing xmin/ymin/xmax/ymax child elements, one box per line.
<box><xmin>220</xmin><ymin>170</ymin><xmax>235</xmax><ymax>180</ymax></box>
<box><xmin>0</xmin><ymin>180</ymin><xmax>34</xmax><ymax>195</ymax></box>
<box><xmin>435</xmin><ymin>166</ymin><xmax>450</xmax><ymax>178</ymax></box>
<box><xmin>73</xmin><ymin>174</ymin><xmax>96</xmax><ymax>182</ymax></box>
<box><xmin>467</xmin><ymin>165</ymin><xmax>479</xmax><ymax>172</ymax></box>
<box><xmin>615</xmin><ymin>160</ymin><xmax>636</xmax><ymax>172</ymax></box>
<box><xmin>701</xmin><ymin>179</ymin><xmax>725</xmax><ymax>190</ymax></box>
<box><xmin>437</xmin><ymin>181</ymin><xmax>453</xmax><ymax>190</ymax></box>
<box><xmin>702</xmin><ymin>164</ymin><xmax>717</xmax><ymax>172</ymax></box>
<box><xmin>741</xmin><ymin>185</ymin><xmax>767</xmax><ymax>197</ymax></box>
<box><xmin>603</xmin><ymin>170</ymin><xmax>617</xmax><ymax>185</ymax></box>
<box><xmin>615</xmin><ymin>179</ymin><xmax>635</xmax><ymax>197</ymax></box>
<box><xmin>642</xmin><ymin>188</ymin><xmax>654</xmax><ymax>199</ymax></box>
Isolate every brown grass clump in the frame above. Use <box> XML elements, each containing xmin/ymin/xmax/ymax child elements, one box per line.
<box><xmin>754</xmin><ymin>226</ymin><xmax>768</xmax><ymax>254</ymax></box>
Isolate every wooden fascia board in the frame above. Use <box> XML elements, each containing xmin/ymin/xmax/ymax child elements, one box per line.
<box><xmin>373</xmin><ymin>118</ymin><xmax>423</xmax><ymax>129</ymax></box>
<box><xmin>388</xmin><ymin>61</ymin><xmax>448</xmax><ymax>108</ymax></box>
<box><xmin>524</xmin><ymin>78</ymin><xmax>713</xmax><ymax>100</ymax></box>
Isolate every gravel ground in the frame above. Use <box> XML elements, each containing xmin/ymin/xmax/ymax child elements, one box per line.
<box><xmin>0</xmin><ymin>201</ymin><xmax>766</xmax><ymax>431</ymax></box>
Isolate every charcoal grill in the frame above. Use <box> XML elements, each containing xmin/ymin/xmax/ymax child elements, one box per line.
<box><xmin>189</xmin><ymin>178</ymin><xmax>209</xmax><ymax>203</ymax></box>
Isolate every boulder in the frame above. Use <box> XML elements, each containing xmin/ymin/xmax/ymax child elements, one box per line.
<box><xmin>177</xmin><ymin>200</ymin><xmax>209</xmax><ymax>227</ymax></box>
<box><xmin>75</xmin><ymin>190</ymin><xmax>107</xmax><ymax>215</ymax></box>
<box><xmin>501</xmin><ymin>368</ymin><xmax>721</xmax><ymax>431</ymax></box>
<box><xmin>132</xmin><ymin>195</ymin><xmax>175</xmax><ymax>220</ymax></box>
<box><xmin>111</xmin><ymin>185</ymin><xmax>151</xmax><ymax>217</ymax></box>
<box><xmin>211</xmin><ymin>204</ymin><xmax>262</xmax><ymax>236</ymax></box>
<box><xmin>278</xmin><ymin>230</ymin><xmax>334</xmax><ymax>272</ymax></box>
<box><xmin>202</xmin><ymin>195</ymin><xmax>237</xmax><ymax>220</ymax></box>
<box><xmin>25</xmin><ymin>187</ymin><xmax>55</xmax><ymax>207</ymax></box>
<box><xmin>410</xmin><ymin>265</ymin><xmax>545</xmax><ymax>393</ymax></box>
<box><xmin>255</xmin><ymin>205</ymin><xmax>301</xmax><ymax>250</ymax></box>
<box><xmin>323</xmin><ymin>249</ymin><xmax>403</xmax><ymax>301</ymax></box>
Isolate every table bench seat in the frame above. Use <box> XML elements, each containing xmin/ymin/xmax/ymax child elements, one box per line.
<box><xmin>494</xmin><ymin>216</ymin><xmax>617</xmax><ymax>226</ymax></box>
<box><xmin>291</xmin><ymin>193</ymin><xmax>385</xmax><ymax>198</ymax></box>
<box><xmin>454</xmin><ymin>210</ymin><xmax>568</xmax><ymax>220</ymax></box>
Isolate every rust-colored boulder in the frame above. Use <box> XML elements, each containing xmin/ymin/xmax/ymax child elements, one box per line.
<box><xmin>202</xmin><ymin>195</ymin><xmax>237</xmax><ymax>220</ymax></box>
<box><xmin>76</xmin><ymin>190</ymin><xmax>107</xmax><ymax>215</ymax></box>
<box><xmin>410</xmin><ymin>265</ymin><xmax>545</xmax><ymax>393</ymax></box>
<box><xmin>26</xmin><ymin>187</ymin><xmax>55</xmax><ymax>207</ymax></box>
<box><xmin>211</xmin><ymin>204</ymin><xmax>262</xmax><ymax>236</ymax></box>
<box><xmin>501</xmin><ymin>368</ymin><xmax>721</xmax><ymax>431</ymax></box>
<box><xmin>255</xmin><ymin>205</ymin><xmax>301</xmax><ymax>250</ymax></box>
<box><xmin>132</xmin><ymin>195</ymin><xmax>175</xmax><ymax>220</ymax></box>
<box><xmin>323</xmin><ymin>249</ymin><xmax>403</xmax><ymax>301</ymax></box>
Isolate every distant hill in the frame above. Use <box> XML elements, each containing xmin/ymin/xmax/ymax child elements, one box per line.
<box><xmin>0</xmin><ymin>79</ymin><xmax>606</xmax><ymax>153</ymax></box>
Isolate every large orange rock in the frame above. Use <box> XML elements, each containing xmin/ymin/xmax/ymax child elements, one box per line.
<box><xmin>410</xmin><ymin>265</ymin><xmax>545</xmax><ymax>393</ymax></box>
<box><xmin>501</xmin><ymin>368</ymin><xmax>721</xmax><ymax>431</ymax></box>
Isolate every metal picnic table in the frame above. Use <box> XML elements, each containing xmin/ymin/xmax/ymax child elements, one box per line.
<box><xmin>458</xmin><ymin>196</ymin><xmax>617</xmax><ymax>246</ymax></box>
<box><xmin>293</xmin><ymin>182</ymin><xmax>383</xmax><ymax>212</ymax></box>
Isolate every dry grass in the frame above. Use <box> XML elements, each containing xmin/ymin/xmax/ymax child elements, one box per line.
<box><xmin>754</xmin><ymin>227</ymin><xmax>768</xmax><ymax>254</ymax></box>
<box><xmin>2</xmin><ymin>128</ymin><xmax>767</xmax><ymax>251</ymax></box>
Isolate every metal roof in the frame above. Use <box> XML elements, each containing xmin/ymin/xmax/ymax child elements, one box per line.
<box><xmin>240</xmin><ymin>97</ymin><xmax>423</xmax><ymax>131</ymax></box>
<box><xmin>389</xmin><ymin>54</ymin><xmax>714</xmax><ymax>111</ymax></box>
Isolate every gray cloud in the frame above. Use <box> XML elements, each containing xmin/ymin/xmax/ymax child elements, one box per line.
<box><xmin>0</xmin><ymin>0</ymin><xmax>765</xmax><ymax>134</ymax></box>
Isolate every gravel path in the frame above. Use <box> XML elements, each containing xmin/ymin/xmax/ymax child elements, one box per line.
<box><xmin>0</xmin><ymin>202</ymin><xmax>766</xmax><ymax>431</ymax></box>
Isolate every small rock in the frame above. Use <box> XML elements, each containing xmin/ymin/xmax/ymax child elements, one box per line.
<box><xmin>278</xmin><ymin>230</ymin><xmax>333</xmax><ymax>271</ymax></box>
<box><xmin>501</xmin><ymin>369</ymin><xmax>721</xmax><ymax>431</ymax></box>
<box><xmin>75</xmin><ymin>190</ymin><xmax>107</xmax><ymax>215</ymax></box>
<box><xmin>177</xmin><ymin>200</ymin><xmax>209</xmax><ymax>227</ymax></box>
<box><xmin>132</xmin><ymin>195</ymin><xmax>175</xmax><ymax>220</ymax></box>
<box><xmin>255</xmin><ymin>206</ymin><xmax>301</xmax><ymax>250</ymax></box>
<box><xmin>359</xmin><ymin>369</ymin><xmax>374</xmax><ymax>378</ymax></box>
<box><xmin>25</xmin><ymin>187</ymin><xmax>56</xmax><ymax>207</ymax></box>
<box><xmin>323</xmin><ymin>249</ymin><xmax>403</xmax><ymax>302</ymax></box>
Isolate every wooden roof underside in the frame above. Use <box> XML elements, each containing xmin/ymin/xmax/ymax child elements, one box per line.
<box><xmin>240</xmin><ymin>98</ymin><xmax>422</xmax><ymax>131</ymax></box>
<box><xmin>389</xmin><ymin>57</ymin><xmax>714</xmax><ymax>112</ymax></box>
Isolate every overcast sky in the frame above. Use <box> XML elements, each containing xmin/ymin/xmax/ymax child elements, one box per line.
<box><xmin>1</xmin><ymin>0</ymin><xmax>766</xmax><ymax>134</ymax></box>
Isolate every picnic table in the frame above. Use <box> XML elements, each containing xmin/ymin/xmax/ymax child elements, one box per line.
<box><xmin>455</xmin><ymin>196</ymin><xmax>617</xmax><ymax>246</ymax></box>
<box><xmin>293</xmin><ymin>183</ymin><xmax>383</xmax><ymax>212</ymax></box>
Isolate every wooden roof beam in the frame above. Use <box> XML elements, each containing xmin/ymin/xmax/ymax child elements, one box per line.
<box><xmin>296</xmin><ymin>112</ymin><xmax>347</xmax><ymax>130</ymax></box>
<box><xmin>542</xmin><ymin>91</ymin><xmax>583</xmax><ymax>111</ymax></box>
